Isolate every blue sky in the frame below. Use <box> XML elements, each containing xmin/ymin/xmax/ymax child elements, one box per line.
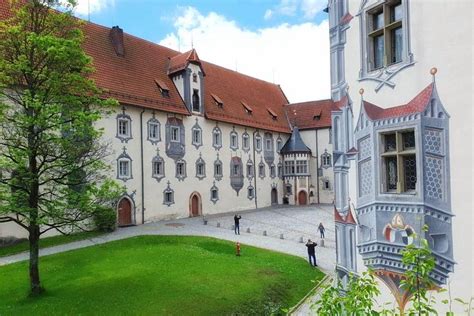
<box><xmin>73</xmin><ymin>0</ymin><xmax>331</xmax><ymax>102</ymax></box>
<box><xmin>83</xmin><ymin>0</ymin><xmax>328</xmax><ymax>44</ymax></box>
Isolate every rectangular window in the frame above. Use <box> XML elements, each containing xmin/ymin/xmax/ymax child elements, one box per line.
<box><xmin>270</xmin><ymin>165</ymin><xmax>276</xmax><ymax>177</ymax></box>
<box><xmin>153</xmin><ymin>161</ymin><xmax>163</xmax><ymax>176</ymax></box>
<box><xmin>231</xmin><ymin>134</ymin><xmax>238</xmax><ymax>148</ymax></box>
<box><xmin>233</xmin><ymin>165</ymin><xmax>240</xmax><ymax>176</ymax></box>
<box><xmin>367</xmin><ymin>0</ymin><xmax>403</xmax><ymax>70</ymax></box>
<box><xmin>265</xmin><ymin>139</ymin><xmax>272</xmax><ymax>151</ymax></box>
<box><xmin>118</xmin><ymin>119</ymin><xmax>129</xmax><ymax>136</ymax></box>
<box><xmin>177</xmin><ymin>162</ymin><xmax>185</xmax><ymax>176</ymax></box>
<box><xmin>165</xmin><ymin>191</ymin><xmax>173</xmax><ymax>203</ymax></box>
<box><xmin>170</xmin><ymin>126</ymin><xmax>180</xmax><ymax>142</ymax></box>
<box><xmin>381</xmin><ymin>130</ymin><xmax>417</xmax><ymax>193</ymax></box>
<box><xmin>284</xmin><ymin>161</ymin><xmax>295</xmax><ymax>175</ymax></box>
<box><xmin>193</xmin><ymin>129</ymin><xmax>201</xmax><ymax>144</ymax></box>
<box><xmin>213</xmin><ymin>132</ymin><xmax>221</xmax><ymax>147</ymax></box>
<box><xmin>296</xmin><ymin>160</ymin><xmax>308</xmax><ymax>174</ymax></box>
<box><xmin>248</xmin><ymin>187</ymin><xmax>254</xmax><ymax>198</ymax></box>
<box><xmin>243</xmin><ymin>136</ymin><xmax>249</xmax><ymax>149</ymax></box>
<box><xmin>214</xmin><ymin>163</ymin><xmax>222</xmax><ymax>177</ymax></box>
<box><xmin>119</xmin><ymin>160</ymin><xmax>130</xmax><ymax>178</ymax></box>
<box><xmin>259</xmin><ymin>164</ymin><xmax>265</xmax><ymax>177</ymax></box>
<box><xmin>211</xmin><ymin>189</ymin><xmax>218</xmax><ymax>200</ymax></box>
<box><xmin>247</xmin><ymin>164</ymin><xmax>253</xmax><ymax>177</ymax></box>
<box><xmin>197</xmin><ymin>163</ymin><xmax>205</xmax><ymax>176</ymax></box>
<box><xmin>255</xmin><ymin>137</ymin><xmax>262</xmax><ymax>151</ymax></box>
<box><xmin>149</xmin><ymin>123</ymin><xmax>159</xmax><ymax>140</ymax></box>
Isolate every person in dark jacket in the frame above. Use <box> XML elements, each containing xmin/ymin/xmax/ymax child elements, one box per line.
<box><xmin>305</xmin><ymin>239</ymin><xmax>318</xmax><ymax>266</ymax></box>
<box><xmin>234</xmin><ymin>214</ymin><xmax>242</xmax><ymax>235</ymax></box>
<box><xmin>318</xmin><ymin>222</ymin><xmax>325</xmax><ymax>239</ymax></box>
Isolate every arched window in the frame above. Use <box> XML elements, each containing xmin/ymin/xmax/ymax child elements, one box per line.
<box><xmin>192</xmin><ymin>89</ymin><xmax>200</xmax><ymax>112</ymax></box>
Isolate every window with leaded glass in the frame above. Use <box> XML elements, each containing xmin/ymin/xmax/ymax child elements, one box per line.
<box><xmin>381</xmin><ymin>130</ymin><xmax>417</xmax><ymax>193</ymax></box>
<box><xmin>296</xmin><ymin>160</ymin><xmax>308</xmax><ymax>174</ymax></box>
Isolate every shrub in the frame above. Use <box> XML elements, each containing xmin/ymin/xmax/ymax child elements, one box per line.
<box><xmin>93</xmin><ymin>206</ymin><xmax>117</xmax><ymax>232</ymax></box>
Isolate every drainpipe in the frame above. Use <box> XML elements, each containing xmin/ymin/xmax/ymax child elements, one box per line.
<box><xmin>252</xmin><ymin>130</ymin><xmax>258</xmax><ymax>209</ymax></box>
<box><xmin>315</xmin><ymin>128</ymin><xmax>320</xmax><ymax>204</ymax></box>
<box><xmin>140</xmin><ymin>108</ymin><xmax>145</xmax><ymax>224</ymax></box>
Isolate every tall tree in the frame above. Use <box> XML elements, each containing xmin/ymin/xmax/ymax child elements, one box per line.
<box><xmin>0</xmin><ymin>0</ymin><xmax>121</xmax><ymax>295</ymax></box>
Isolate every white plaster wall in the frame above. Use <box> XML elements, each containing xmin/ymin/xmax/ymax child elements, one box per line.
<box><xmin>300</xmin><ymin>128</ymin><xmax>335</xmax><ymax>204</ymax></box>
<box><xmin>345</xmin><ymin>0</ymin><xmax>473</xmax><ymax>312</ymax></box>
<box><xmin>97</xmin><ymin>104</ymin><xmax>290</xmax><ymax>224</ymax></box>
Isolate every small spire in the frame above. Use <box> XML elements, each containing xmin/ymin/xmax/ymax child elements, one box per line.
<box><xmin>359</xmin><ymin>88</ymin><xmax>364</xmax><ymax>100</ymax></box>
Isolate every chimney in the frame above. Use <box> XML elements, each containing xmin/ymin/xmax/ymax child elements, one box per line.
<box><xmin>109</xmin><ymin>26</ymin><xmax>125</xmax><ymax>57</ymax></box>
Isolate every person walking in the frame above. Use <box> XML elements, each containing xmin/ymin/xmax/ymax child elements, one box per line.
<box><xmin>318</xmin><ymin>222</ymin><xmax>325</xmax><ymax>239</ymax></box>
<box><xmin>305</xmin><ymin>239</ymin><xmax>318</xmax><ymax>267</ymax></box>
<box><xmin>234</xmin><ymin>214</ymin><xmax>242</xmax><ymax>235</ymax></box>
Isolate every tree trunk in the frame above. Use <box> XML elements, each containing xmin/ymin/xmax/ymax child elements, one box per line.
<box><xmin>29</xmin><ymin>224</ymin><xmax>42</xmax><ymax>296</ymax></box>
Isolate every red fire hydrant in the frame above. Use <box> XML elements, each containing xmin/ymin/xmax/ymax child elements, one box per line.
<box><xmin>236</xmin><ymin>242</ymin><xmax>241</xmax><ymax>256</ymax></box>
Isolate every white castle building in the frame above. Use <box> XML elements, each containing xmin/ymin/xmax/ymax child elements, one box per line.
<box><xmin>0</xmin><ymin>3</ymin><xmax>335</xmax><ymax>237</ymax></box>
<box><xmin>327</xmin><ymin>0</ymin><xmax>472</xmax><ymax>312</ymax></box>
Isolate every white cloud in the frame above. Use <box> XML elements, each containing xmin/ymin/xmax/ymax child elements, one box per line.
<box><xmin>72</xmin><ymin>0</ymin><xmax>115</xmax><ymax>16</ymax></box>
<box><xmin>264</xmin><ymin>9</ymin><xmax>273</xmax><ymax>20</ymax></box>
<box><xmin>265</xmin><ymin>0</ymin><xmax>327</xmax><ymax>20</ymax></box>
<box><xmin>159</xmin><ymin>7</ymin><xmax>330</xmax><ymax>103</ymax></box>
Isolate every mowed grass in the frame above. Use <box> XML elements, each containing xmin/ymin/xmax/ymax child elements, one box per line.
<box><xmin>0</xmin><ymin>236</ymin><xmax>323</xmax><ymax>315</ymax></box>
<box><xmin>0</xmin><ymin>231</ymin><xmax>104</xmax><ymax>258</ymax></box>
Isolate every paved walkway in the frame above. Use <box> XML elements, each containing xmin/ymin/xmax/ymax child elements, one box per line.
<box><xmin>0</xmin><ymin>204</ymin><xmax>336</xmax><ymax>315</ymax></box>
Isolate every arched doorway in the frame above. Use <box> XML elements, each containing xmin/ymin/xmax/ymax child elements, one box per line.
<box><xmin>189</xmin><ymin>192</ymin><xmax>202</xmax><ymax>217</ymax></box>
<box><xmin>298</xmin><ymin>190</ymin><xmax>308</xmax><ymax>205</ymax></box>
<box><xmin>117</xmin><ymin>197</ymin><xmax>133</xmax><ymax>226</ymax></box>
<box><xmin>271</xmin><ymin>188</ymin><xmax>278</xmax><ymax>205</ymax></box>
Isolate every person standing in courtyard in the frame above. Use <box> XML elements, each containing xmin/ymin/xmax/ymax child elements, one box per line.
<box><xmin>234</xmin><ymin>214</ymin><xmax>242</xmax><ymax>235</ymax></box>
<box><xmin>305</xmin><ymin>239</ymin><xmax>318</xmax><ymax>267</ymax></box>
<box><xmin>318</xmin><ymin>222</ymin><xmax>325</xmax><ymax>239</ymax></box>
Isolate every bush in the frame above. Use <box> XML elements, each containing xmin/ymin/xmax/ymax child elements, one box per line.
<box><xmin>93</xmin><ymin>206</ymin><xmax>117</xmax><ymax>232</ymax></box>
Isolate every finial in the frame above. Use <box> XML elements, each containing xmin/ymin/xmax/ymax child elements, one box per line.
<box><xmin>346</xmin><ymin>85</ymin><xmax>350</xmax><ymax>92</ymax></box>
<box><xmin>430</xmin><ymin>67</ymin><xmax>437</xmax><ymax>82</ymax></box>
<box><xmin>359</xmin><ymin>88</ymin><xmax>364</xmax><ymax>95</ymax></box>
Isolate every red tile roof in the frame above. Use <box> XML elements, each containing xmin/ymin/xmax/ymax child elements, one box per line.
<box><xmin>168</xmin><ymin>48</ymin><xmax>203</xmax><ymax>75</ymax></box>
<box><xmin>363</xmin><ymin>84</ymin><xmax>433</xmax><ymax>120</ymax></box>
<box><xmin>0</xmin><ymin>2</ymin><xmax>290</xmax><ymax>133</ymax></box>
<box><xmin>334</xmin><ymin>205</ymin><xmax>357</xmax><ymax>225</ymax></box>
<box><xmin>285</xmin><ymin>99</ymin><xmax>340</xmax><ymax>130</ymax></box>
<box><xmin>204</xmin><ymin>63</ymin><xmax>290</xmax><ymax>133</ymax></box>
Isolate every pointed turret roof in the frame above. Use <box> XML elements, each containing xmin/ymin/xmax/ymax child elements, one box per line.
<box><xmin>334</xmin><ymin>205</ymin><xmax>357</xmax><ymax>225</ymax></box>
<box><xmin>280</xmin><ymin>127</ymin><xmax>311</xmax><ymax>154</ymax></box>
<box><xmin>168</xmin><ymin>48</ymin><xmax>204</xmax><ymax>75</ymax></box>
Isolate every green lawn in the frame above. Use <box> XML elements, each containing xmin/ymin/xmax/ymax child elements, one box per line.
<box><xmin>0</xmin><ymin>231</ymin><xmax>104</xmax><ymax>258</ymax></box>
<box><xmin>0</xmin><ymin>236</ymin><xmax>324</xmax><ymax>315</ymax></box>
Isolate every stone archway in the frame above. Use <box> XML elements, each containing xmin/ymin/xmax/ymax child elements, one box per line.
<box><xmin>117</xmin><ymin>197</ymin><xmax>133</xmax><ymax>226</ymax></box>
<box><xmin>271</xmin><ymin>188</ymin><xmax>278</xmax><ymax>205</ymax></box>
<box><xmin>298</xmin><ymin>190</ymin><xmax>308</xmax><ymax>205</ymax></box>
<box><xmin>189</xmin><ymin>192</ymin><xmax>202</xmax><ymax>217</ymax></box>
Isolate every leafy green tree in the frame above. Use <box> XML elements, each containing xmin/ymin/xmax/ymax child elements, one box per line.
<box><xmin>400</xmin><ymin>225</ymin><xmax>437</xmax><ymax>315</ymax></box>
<box><xmin>313</xmin><ymin>271</ymin><xmax>383</xmax><ymax>315</ymax></box>
<box><xmin>0</xmin><ymin>0</ymin><xmax>121</xmax><ymax>295</ymax></box>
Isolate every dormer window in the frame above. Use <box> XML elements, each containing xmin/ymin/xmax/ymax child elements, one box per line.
<box><xmin>192</xmin><ymin>89</ymin><xmax>200</xmax><ymax>112</ymax></box>
<box><xmin>313</xmin><ymin>110</ymin><xmax>322</xmax><ymax>121</ymax></box>
<box><xmin>242</xmin><ymin>101</ymin><xmax>253</xmax><ymax>115</ymax></box>
<box><xmin>155</xmin><ymin>79</ymin><xmax>170</xmax><ymax>97</ymax></box>
<box><xmin>267</xmin><ymin>108</ymin><xmax>278</xmax><ymax>120</ymax></box>
<box><xmin>211</xmin><ymin>93</ymin><xmax>224</xmax><ymax>107</ymax></box>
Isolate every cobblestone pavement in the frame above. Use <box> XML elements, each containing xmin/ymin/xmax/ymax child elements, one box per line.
<box><xmin>0</xmin><ymin>204</ymin><xmax>336</xmax><ymax>314</ymax></box>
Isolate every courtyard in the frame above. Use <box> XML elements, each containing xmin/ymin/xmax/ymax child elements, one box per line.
<box><xmin>0</xmin><ymin>205</ymin><xmax>334</xmax><ymax>315</ymax></box>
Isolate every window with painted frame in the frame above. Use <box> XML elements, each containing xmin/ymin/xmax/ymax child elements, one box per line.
<box><xmin>118</xmin><ymin>159</ymin><xmax>131</xmax><ymax>179</ymax></box>
<box><xmin>118</xmin><ymin>117</ymin><xmax>131</xmax><ymax>138</ymax></box>
<box><xmin>380</xmin><ymin>129</ymin><xmax>417</xmax><ymax>193</ymax></box>
<box><xmin>367</xmin><ymin>0</ymin><xmax>404</xmax><ymax>71</ymax></box>
<box><xmin>170</xmin><ymin>126</ymin><xmax>180</xmax><ymax>142</ymax></box>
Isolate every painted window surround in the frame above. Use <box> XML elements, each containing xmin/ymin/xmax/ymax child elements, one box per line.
<box><xmin>356</xmin><ymin>0</ymin><xmax>414</xmax><ymax>92</ymax></box>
